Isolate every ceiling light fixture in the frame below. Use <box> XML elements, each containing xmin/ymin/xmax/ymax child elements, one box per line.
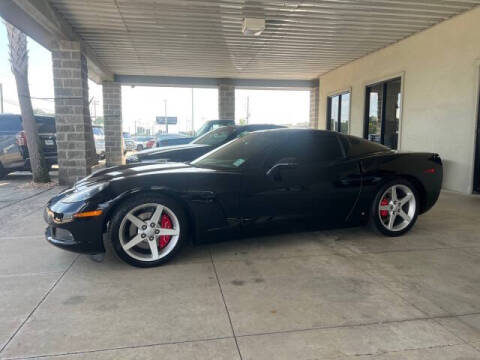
<box><xmin>242</xmin><ymin>17</ymin><xmax>265</xmax><ymax>36</ymax></box>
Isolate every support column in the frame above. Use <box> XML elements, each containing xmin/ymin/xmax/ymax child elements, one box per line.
<box><xmin>309</xmin><ymin>83</ymin><xmax>319</xmax><ymax>129</ymax></box>
<box><xmin>218</xmin><ymin>82</ymin><xmax>235</xmax><ymax>120</ymax></box>
<box><xmin>52</xmin><ymin>40</ymin><xmax>96</xmax><ymax>185</ymax></box>
<box><xmin>102</xmin><ymin>81</ymin><xmax>124</xmax><ymax>167</ymax></box>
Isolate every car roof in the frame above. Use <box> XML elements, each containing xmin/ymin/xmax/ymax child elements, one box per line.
<box><xmin>249</xmin><ymin>128</ymin><xmax>334</xmax><ymax>136</ymax></box>
<box><xmin>234</xmin><ymin>124</ymin><xmax>285</xmax><ymax>131</ymax></box>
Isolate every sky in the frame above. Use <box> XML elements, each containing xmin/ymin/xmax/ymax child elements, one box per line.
<box><xmin>0</xmin><ymin>20</ymin><xmax>310</xmax><ymax>134</ymax></box>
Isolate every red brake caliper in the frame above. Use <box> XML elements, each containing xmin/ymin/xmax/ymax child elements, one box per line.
<box><xmin>158</xmin><ymin>213</ymin><xmax>173</xmax><ymax>249</ymax></box>
<box><xmin>380</xmin><ymin>198</ymin><xmax>389</xmax><ymax>217</ymax></box>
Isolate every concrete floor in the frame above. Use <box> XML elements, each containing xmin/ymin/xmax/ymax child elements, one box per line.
<box><xmin>0</xmin><ymin>173</ymin><xmax>480</xmax><ymax>359</ymax></box>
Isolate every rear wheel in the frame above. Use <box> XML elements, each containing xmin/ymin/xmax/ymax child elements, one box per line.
<box><xmin>370</xmin><ymin>179</ymin><xmax>419</xmax><ymax>236</ymax></box>
<box><xmin>109</xmin><ymin>194</ymin><xmax>187</xmax><ymax>267</ymax></box>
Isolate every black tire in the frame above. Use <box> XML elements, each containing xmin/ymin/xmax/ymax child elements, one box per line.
<box><xmin>109</xmin><ymin>193</ymin><xmax>188</xmax><ymax>267</ymax></box>
<box><xmin>369</xmin><ymin>178</ymin><xmax>419</xmax><ymax>237</ymax></box>
<box><xmin>137</xmin><ymin>145</ymin><xmax>143</xmax><ymax>151</ymax></box>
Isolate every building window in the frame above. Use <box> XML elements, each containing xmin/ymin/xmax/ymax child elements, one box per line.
<box><xmin>327</xmin><ymin>92</ymin><xmax>350</xmax><ymax>134</ymax></box>
<box><xmin>364</xmin><ymin>77</ymin><xmax>401</xmax><ymax>149</ymax></box>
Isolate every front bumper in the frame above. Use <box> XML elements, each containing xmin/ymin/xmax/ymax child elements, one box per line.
<box><xmin>44</xmin><ymin>202</ymin><xmax>106</xmax><ymax>255</ymax></box>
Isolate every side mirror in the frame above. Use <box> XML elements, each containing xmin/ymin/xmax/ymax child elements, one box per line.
<box><xmin>266</xmin><ymin>157</ymin><xmax>298</xmax><ymax>178</ymax></box>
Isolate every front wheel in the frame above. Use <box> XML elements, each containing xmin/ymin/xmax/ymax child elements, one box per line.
<box><xmin>370</xmin><ymin>179</ymin><xmax>419</xmax><ymax>237</ymax></box>
<box><xmin>109</xmin><ymin>194</ymin><xmax>188</xmax><ymax>267</ymax></box>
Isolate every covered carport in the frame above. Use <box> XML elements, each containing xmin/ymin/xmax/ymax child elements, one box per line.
<box><xmin>1</xmin><ymin>1</ymin><xmax>480</xmax><ymax>360</ymax></box>
<box><xmin>2</xmin><ymin>0</ymin><xmax>479</xmax><ymax>186</ymax></box>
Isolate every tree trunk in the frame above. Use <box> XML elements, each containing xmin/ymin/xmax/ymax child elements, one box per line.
<box><xmin>6</xmin><ymin>23</ymin><xmax>50</xmax><ymax>183</ymax></box>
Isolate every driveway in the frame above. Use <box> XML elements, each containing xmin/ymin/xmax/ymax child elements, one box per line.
<box><xmin>0</xmin><ymin>174</ymin><xmax>479</xmax><ymax>359</ymax></box>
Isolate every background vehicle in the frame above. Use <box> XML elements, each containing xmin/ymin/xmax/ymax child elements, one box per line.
<box><xmin>158</xmin><ymin>119</ymin><xmax>234</xmax><ymax>147</ymax></box>
<box><xmin>126</xmin><ymin>124</ymin><xmax>284</xmax><ymax>164</ymax></box>
<box><xmin>45</xmin><ymin>129</ymin><xmax>442</xmax><ymax>267</ymax></box>
<box><xmin>0</xmin><ymin>114</ymin><xmax>57</xmax><ymax>178</ymax></box>
<box><xmin>155</xmin><ymin>133</ymin><xmax>190</xmax><ymax>147</ymax></box>
<box><xmin>124</xmin><ymin>138</ymin><xmax>136</xmax><ymax>152</ymax></box>
<box><xmin>133</xmin><ymin>136</ymin><xmax>155</xmax><ymax>151</ymax></box>
<box><xmin>92</xmin><ymin>125</ymin><xmax>105</xmax><ymax>159</ymax></box>
<box><xmin>122</xmin><ymin>132</ymin><xmax>135</xmax><ymax>153</ymax></box>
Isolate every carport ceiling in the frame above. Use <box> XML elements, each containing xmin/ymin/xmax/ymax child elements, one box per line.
<box><xmin>48</xmin><ymin>0</ymin><xmax>480</xmax><ymax>80</ymax></box>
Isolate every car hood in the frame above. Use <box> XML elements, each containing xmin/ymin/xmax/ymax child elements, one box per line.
<box><xmin>77</xmin><ymin>162</ymin><xmax>203</xmax><ymax>186</ymax></box>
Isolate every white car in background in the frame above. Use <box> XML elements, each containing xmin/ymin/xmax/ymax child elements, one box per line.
<box><xmin>123</xmin><ymin>132</ymin><xmax>135</xmax><ymax>152</ymax></box>
<box><xmin>93</xmin><ymin>125</ymin><xmax>105</xmax><ymax>159</ymax></box>
<box><xmin>94</xmin><ymin>126</ymin><xmax>135</xmax><ymax>157</ymax></box>
<box><xmin>132</xmin><ymin>136</ymin><xmax>155</xmax><ymax>151</ymax></box>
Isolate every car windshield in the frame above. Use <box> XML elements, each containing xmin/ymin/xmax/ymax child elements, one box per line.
<box><xmin>192</xmin><ymin>126</ymin><xmax>236</xmax><ymax>146</ymax></box>
<box><xmin>191</xmin><ymin>132</ymin><xmax>274</xmax><ymax>169</ymax></box>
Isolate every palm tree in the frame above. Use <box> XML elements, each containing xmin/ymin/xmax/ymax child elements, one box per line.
<box><xmin>6</xmin><ymin>22</ymin><xmax>50</xmax><ymax>183</ymax></box>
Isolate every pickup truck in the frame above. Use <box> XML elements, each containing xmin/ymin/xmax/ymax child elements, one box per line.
<box><xmin>0</xmin><ymin>114</ymin><xmax>57</xmax><ymax>178</ymax></box>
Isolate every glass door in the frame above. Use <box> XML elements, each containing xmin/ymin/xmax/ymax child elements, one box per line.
<box><xmin>364</xmin><ymin>77</ymin><xmax>401</xmax><ymax>149</ymax></box>
<box><xmin>474</xmin><ymin>76</ymin><xmax>480</xmax><ymax>193</ymax></box>
<box><xmin>327</xmin><ymin>92</ymin><xmax>350</xmax><ymax>134</ymax></box>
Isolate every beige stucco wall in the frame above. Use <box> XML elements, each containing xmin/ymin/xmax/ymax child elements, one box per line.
<box><xmin>317</xmin><ymin>6</ymin><xmax>480</xmax><ymax>193</ymax></box>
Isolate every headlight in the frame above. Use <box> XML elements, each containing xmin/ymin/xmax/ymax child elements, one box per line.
<box><xmin>126</xmin><ymin>155</ymin><xmax>139</xmax><ymax>163</ymax></box>
<box><xmin>62</xmin><ymin>183</ymin><xmax>108</xmax><ymax>203</ymax></box>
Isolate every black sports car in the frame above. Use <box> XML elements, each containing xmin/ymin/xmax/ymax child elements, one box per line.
<box><xmin>44</xmin><ymin>129</ymin><xmax>443</xmax><ymax>267</ymax></box>
<box><xmin>126</xmin><ymin>124</ymin><xmax>284</xmax><ymax>164</ymax></box>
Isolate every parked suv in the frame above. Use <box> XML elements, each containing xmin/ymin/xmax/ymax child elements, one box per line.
<box><xmin>0</xmin><ymin>114</ymin><xmax>57</xmax><ymax>178</ymax></box>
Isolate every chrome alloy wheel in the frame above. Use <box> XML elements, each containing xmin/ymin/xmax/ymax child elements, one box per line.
<box><xmin>378</xmin><ymin>184</ymin><xmax>416</xmax><ymax>232</ymax></box>
<box><xmin>119</xmin><ymin>203</ymin><xmax>180</xmax><ymax>262</ymax></box>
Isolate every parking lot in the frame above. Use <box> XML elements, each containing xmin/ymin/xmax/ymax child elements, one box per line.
<box><xmin>0</xmin><ymin>173</ymin><xmax>478</xmax><ymax>359</ymax></box>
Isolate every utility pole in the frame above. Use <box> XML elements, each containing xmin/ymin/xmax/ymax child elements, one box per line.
<box><xmin>246</xmin><ymin>96</ymin><xmax>250</xmax><ymax>124</ymax></box>
<box><xmin>191</xmin><ymin>88</ymin><xmax>194</xmax><ymax>134</ymax></box>
<box><xmin>0</xmin><ymin>83</ymin><xmax>3</xmax><ymax>113</ymax></box>
<box><xmin>164</xmin><ymin>99</ymin><xmax>168</xmax><ymax>133</ymax></box>
<box><xmin>93</xmin><ymin>99</ymin><xmax>97</xmax><ymax>120</ymax></box>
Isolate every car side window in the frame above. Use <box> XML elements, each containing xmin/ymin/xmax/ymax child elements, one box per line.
<box><xmin>264</xmin><ymin>133</ymin><xmax>344</xmax><ymax>169</ymax></box>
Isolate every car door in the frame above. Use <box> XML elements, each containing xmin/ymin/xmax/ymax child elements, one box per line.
<box><xmin>240</xmin><ymin>132</ymin><xmax>361</xmax><ymax>225</ymax></box>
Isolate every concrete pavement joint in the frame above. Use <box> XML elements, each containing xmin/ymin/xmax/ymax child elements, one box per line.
<box><xmin>0</xmin><ymin>271</ymin><xmax>65</xmax><ymax>279</ymax></box>
<box><xmin>349</xmin><ymin>343</ymin><xmax>468</xmax><ymax>358</ymax></box>
<box><xmin>0</xmin><ymin>336</ymin><xmax>235</xmax><ymax>360</ymax></box>
<box><xmin>345</xmin><ymin>254</ymin><xmax>476</xmax><ymax>349</ymax></box>
<box><xmin>0</xmin><ymin>255</ymin><xmax>80</xmax><ymax>354</ymax></box>
<box><xmin>209</xmin><ymin>250</ymin><xmax>244</xmax><ymax>360</ymax></box>
<box><xmin>235</xmin><ymin>310</ymin><xmax>480</xmax><ymax>339</ymax></box>
<box><xmin>4</xmin><ymin>313</ymin><xmax>480</xmax><ymax>360</ymax></box>
<box><xmin>0</xmin><ymin>187</ymin><xmax>55</xmax><ymax>211</ymax></box>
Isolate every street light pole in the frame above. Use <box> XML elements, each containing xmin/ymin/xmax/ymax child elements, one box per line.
<box><xmin>0</xmin><ymin>83</ymin><xmax>3</xmax><ymax>113</ymax></box>
<box><xmin>164</xmin><ymin>99</ymin><xmax>168</xmax><ymax>133</ymax></box>
<box><xmin>191</xmin><ymin>88</ymin><xmax>194</xmax><ymax>134</ymax></box>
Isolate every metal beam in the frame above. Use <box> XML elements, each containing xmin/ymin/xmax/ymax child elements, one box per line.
<box><xmin>115</xmin><ymin>75</ymin><xmax>317</xmax><ymax>90</ymax></box>
<box><xmin>0</xmin><ymin>0</ymin><xmax>113</xmax><ymax>83</ymax></box>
